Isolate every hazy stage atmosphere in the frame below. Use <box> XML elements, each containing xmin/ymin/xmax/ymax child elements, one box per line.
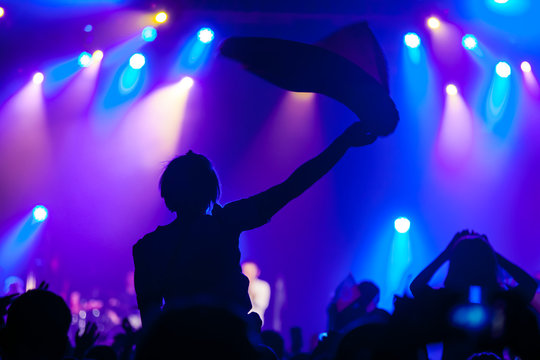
<box><xmin>1</xmin><ymin>0</ymin><xmax>540</xmax><ymax>350</ymax></box>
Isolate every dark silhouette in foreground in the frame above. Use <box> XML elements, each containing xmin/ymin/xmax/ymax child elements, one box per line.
<box><xmin>133</xmin><ymin>122</ymin><xmax>377</xmax><ymax>329</ymax></box>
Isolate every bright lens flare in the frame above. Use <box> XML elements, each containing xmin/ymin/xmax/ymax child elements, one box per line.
<box><xmin>496</xmin><ymin>61</ymin><xmax>511</xmax><ymax>78</ymax></box>
<box><xmin>179</xmin><ymin>76</ymin><xmax>194</xmax><ymax>90</ymax></box>
<box><xmin>197</xmin><ymin>28</ymin><xmax>215</xmax><ymax>43</ymax></box>
<box><xmin>521</xmin><ymin>61</ymin><xmax>532</xmax><ymax>73</ymax></box>
<box><xmin>404</xmin><ymin>32</ymin><xmax>421</xmax><ymax>48</ymax></box>
<box><xmin>494</xmin><ymin>0</ymin><xmax>509</xmax><ymax>3</ymax></box>
<box><xmin>427</xmin><ymin>17</ymin><xmax>441</xmax><ymax>29</ymax></box>
<box><xmin>394</xmin><ymin>217</ymin><xmax>411</xmax><ymax>233</ymax></box>
<box><xmin>78</xmin><ymin>52</ymin><xmax>92</xmax><ymax>67</ymax></box>
<box><xmin>32</xmin><ymin>206</ymin><xmax>48</xmax><ymax>222</ymax></box>
<box><xmin>92</xmin><ymin>50</ymin><xmax>104</xmax><ymax>62</ymax></box>
<box><xmin>155</xmin><ymin>12</ymin><xmax>167</xmax><ymax>23</ymax></box>
<box><xmin>129</xmin><ymin>53</ymin><xmax>146</xmax><ymax>69</ymax></box>
<box><xmin>32</xmin><ymin>72</ymin><xmax>44</xmax><ymax>84</ymax></box>
<box><xmin>0</xmin><ymin>7</ymin><xmax>5</xmax><ymax>18</ymax></box>
<box><xmin>446</xmin><ymin>84</ymin><xmax>458</xmax><ymax>96</ymax></box>
<box><xmin>462</xmin><ymin>34</ymin><xmax>478</xmax><ymax>50</ymax></box>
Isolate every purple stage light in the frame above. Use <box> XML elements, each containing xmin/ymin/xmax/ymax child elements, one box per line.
<box><xmin>521</xmin><ymin>61</ymin><xmax>532</xmax><ymax>73</ymax></box>
<box><xmin>32</xmin><ymin>72</ymin><xmax>44</xmax><ymax>84</ymax></box>
<box><xmin>446</xmin><ymin>84</ymin><xmax>458</xmax><ymax>96</ymax></box>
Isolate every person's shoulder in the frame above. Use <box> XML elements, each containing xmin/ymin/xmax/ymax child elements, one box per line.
<box><xmin>133</xmin><ymin>226</ymin><xmax>169</xmax><ymax>253</ymax></box>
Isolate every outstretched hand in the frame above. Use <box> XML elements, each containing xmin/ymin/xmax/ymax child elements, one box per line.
<box><xmin>341</xmin><ymin>122</ymin><xmax>377</xmax><ymax>148</ymax></box>
<box><xmin>74</xmin><ymin>322</ymin><xmax>100</xmax><ymax>358</ymax></box>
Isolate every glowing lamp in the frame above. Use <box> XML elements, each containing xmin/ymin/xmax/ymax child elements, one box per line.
<box><xmin>404</xmin><ymin>33</ymin><xmax>421</xmax><ymax>49</ymax></box>
<box><xmin>521</xmin><ymin>61</ymin><xmax>532</xmax><ymax>73</ymax></box>
<box><xmin>462</xmin><ymin>35</ymin><xmax>478</xmax><ymax>50</ymax></box>
<box><xmin>141</xmin><ymin>26</ymin><xmax>157</xmax><ymax>42</ymax></box>
<box><xmin>129</xmin><ymin>53</ymin><xmax>146</xmax><ymax>69</ymax></box>
<box><xmin>427</xmin><ymin>17</ymin><xmax>441</xmax><ymax>29</ymax></box>
<box><xmin>446</xmin><ymin>84</ymin><xmax>458</xmax><ymax>96</ymax></box>
<box><xmin>155</xmin><ymin>12</ymin><xmax>167</xmax><ymax>23</ymax></box>
<box><xmin>32</xmin><ymin>205</ymin><xmax>48</xmax><ymax>222</ymax></box>
<box><xmin>197</xmin><ymin>28</ymin><xmax>215</xmax><ymax>43</ymax></box>
<box><xmin>394</xmin><ymin>217</ymin><xmax>411</xmax><ymax>233</ymax></box>
<box><xmin>78</xmin><ymin>52</ymin><xmax>92</xmax><ymax>67</ymax></box>
<box><xmin>32</xmin><ymin>72</ymin><xmax>44</xmax><ymax>84</ymax></box>
<box><xmin>496</xmin><ymin>61</ymin><xmax>511</xmax><ymax>78</ymax></box>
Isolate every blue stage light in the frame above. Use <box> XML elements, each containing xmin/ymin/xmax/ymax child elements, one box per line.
<box><xmin>141</xmin><ymin>26</ymin><xmax>157</xmax><ymax>42</ymax></box>
<box><xmin>78</xmin><ymin>52</ymin><xmax>92</xmax><ymax>67</ymax></box>
<box><xmin>394</xmin><ymin>217</ymin><xmax>411</xmax><ymax>233</ymax></box>
<box><xmin>32</xmin><ymin>206</ymin><xmax>48</xmax><ymax>222</ymax></box>
<box><xmin>496</xmin><ymin>61</ymin><xmax>511</xmax><ymax>78</ymax></box>
<box><xmin>494</xmin><ymin>0</ymin><xmax>509</xmax><ymax>3</ymax></box>
<box><xmin>197</xmin><ymin>27</ymin><xmax>214</xmax><ymax>43</ymax></box>
<box><xmin>462</xmin><ymin>34</ymin><xmax>478</xmax><ymax>50</ymax></box>
<box><xmin>404</xmin><ymin>33</ymin><xmax>421</xmax><ymax>48</ymax></box>
<box><xmin>84</xmin><ymin>24</ymin><xmax>93</xmax><ymax>32</ymax></box>
<box><xmin>129</xmin><ymin>53</ymin><xmax>146</xmax><ymax>69</ymax></box>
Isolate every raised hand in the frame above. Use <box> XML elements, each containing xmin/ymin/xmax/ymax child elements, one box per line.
<box><xmin>0</xmin><ymin>293</ymin><xmax>19</xmax><ymax>327</ymax></box>
<box><xmin>74</xmin><ymin>322</ymin><xmax>100</xmax><ymax>358</ymax></box>
<box><xmin>37</xmin><ymin>281</ymin><xmax>49</xmax><ymax>290</ymax></box>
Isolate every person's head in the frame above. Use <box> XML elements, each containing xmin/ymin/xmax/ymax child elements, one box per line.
<box><xmin>261</xmin><ymin>331</ymin><xmax>285</xmax><ymax>359</ymax></box>
<box><xmin>241</xmin><ymin>262</ymin><xmax>260</xmax><ymax>282</ymax></box>
<box><xmin>357</xmin><ymin>281</ymin><xmax>380</xmax><ymax>312</ymax></box>
<box><xmin>160</xmin><ymin>151</ymin><xmax>220</xmax><ymax>215</ymax></box>
<box><xmin>135</xmin><ymin>306</ymin><xmax>257</xmax><ymax>360</ymax></box>
<box><xmin>3</xmin><ymin>289</ymin><xmax>71</xmax><ymax>360</ymax></box>
<box><xmin>445</xmin><ymin>234</ymin><xmax>499</xmax><ymax>292</ymax></box>
<box><xmin>86</xmin><ymin>345</ymin><xmax>118</xmax><ymax>360</ymax></box>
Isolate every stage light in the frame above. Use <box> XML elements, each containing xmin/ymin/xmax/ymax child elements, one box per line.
<box><xmin>462</xmin><ymin>34</ymin><xmax>478</xmax><ymax>50</ymax></box>
<box><xmin>129</xmin><ymin>53</ymin><xmax>146</xmax><ymax>69</ymax></box>
<box><xmin>496</xmin><ymin>61</ymin><xmax>511</xmax><ymax>78</ymax></box>
<box><xmin>521</xmin><ymin>61</ymin><xmax>532</xmax><ymax>73</ymax></box>
<box><xmin>494</xmin><ymin>0</ymin><xmax>509</xmax><ymax>3</ymax></box>
<box><xmin>33</xmin><ymin>72</ymin><xmax>44</xmax><ymax>84</ymax></box>
<box><xmin>197</xmin><ymin>28</ymin><xmax>214</xmax><ymax>43</ymax></box>
<box><xmin>92</xmin><ymin>50</ymin><xmax>104</xmax><ymax>62</ymax></box>
<box><xmin>78</xmin><ymin>52</ymin><xmax>92</xmax><ymax>67</ymax></box>
<box><xmin>446</xmin><ymin>84</ymin><xmax>458</xmax><ymax>96</ymax></box>
<box><xmin>155</xmin><ymin>11</ymin><xmax>167</xmax><ymax>23</ymax></box>
<box><xmin>394</xmin><ymin>217</ymin><xmax>411</xmax><ymax>233</ymax></box>
<box><xmin>141</xmin><ymin>26</ymin><xmax>157</xmax><ymax>42</ymax></box>
<box><xmin>404</xmin><ymin>33</ymin><xmax>421</xmax><ymax>49</ymax></box>
<box><xmin>427</xmin><ymin>17</ymin><xmax>441</xmax><ymax>29</ymax></box>
<box><xmin>84</xmin><ymin>24</ymin><xmax>93</xmax><ymax>32</ymax></box>
<box><xmin>0</xmin><ymin>7</ymin><xmax>5</xmax><ymax>18</ymax></box>
<box><xmin>179</xmin><ymin>76</ymin><xmax>194</xmax><ymax>90</ymax></box>
<box><xmin>32</xmin><ymin>206</ymin><xmax>48</xmax><ymax>222</ymax></box>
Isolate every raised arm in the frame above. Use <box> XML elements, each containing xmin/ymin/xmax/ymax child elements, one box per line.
<box><xmin>410</xmin><ymin>230</ymin><xmax>468</xmax><ymax>296</ymax></box>
<box><xmin>218</xmin><ymin>122</ymin><xmax>377</xmax><ymax>231</ymax></box>
<box><xmin>496</xmin><ymin>253</ymin><xmax>538</xmax><ymax>303</ymax></box>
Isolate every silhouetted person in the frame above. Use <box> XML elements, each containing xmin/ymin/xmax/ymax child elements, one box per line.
<box><xmin>328</xmin><ymin>280</ymin><xmax>390</xmax><ymax>333</ymax></box>
<box><xmin>133</xmin><ymin>122</ymin><xmax>376</xmax><ymax>328</ymax></box>
<box><xmin>135</xmin><ymin>306</ymin><xmax>258</xmax><ymax>360</ymax></box>
<box><xmin>408</xmin><ymin>230</ymin><xmax>539</xmax><ymax>359</ymax></box>
<box><xmin>1</xmin><ymin>289</ymin><xmax>71</xmax><ymax>360</ymax></box>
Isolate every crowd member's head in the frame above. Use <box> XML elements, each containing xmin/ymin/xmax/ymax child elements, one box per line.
<box><xmin>2</xmin><ymin>289</ymin><xmax>71</xmax><ymax>360</ymax></box>
<box><xmin>261</xmin><ymin>331</ymin><xmax>285</xmax><ymax>359</ymax></box>
<box><xmin>86</xmin><ymin>345</ymin><xmax>118</xmax><ymax>360</ymax></box>
<box><xmin>357</xmin><ymin>281</ymin><xmax>380</xmax><ymax>312</ymax></box>
<box><xmin>160</xmin><ymin>151</ymin><xmax>220</xmax><ymax>215</ymax></box>
<box><xmin>467</xmin><ymin>352</ymin><xmax>501</xmax><ymax>360</ymax></box>
<box><xmin>135</xmin><ymin>306</ymin><xmax>258</xmax><ymax>360</ymax></box>
<box><xmin>445</xmin><ymin>235</ymin><xmax>499</xmax><ymax>293</ymax></box>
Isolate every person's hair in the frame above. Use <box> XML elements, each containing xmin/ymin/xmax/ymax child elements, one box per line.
<box><xmin>444</xmin><ymin>236</ymin><xmax>499</xmax><ymax>292</ymax></box>
<box><xmin>159</xmin><ymin>151</ymin><xmax>220</xmax><ymax>214</ymax></box>
<box><xmin>357</xmin><ymin>281</ymin><xmax>379</xmax><ymax>305</ymax></box>
<box><xmin>4</xmin><ymin>289</ymin><xmax>71</xmax><ymax>360</ymax></box>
